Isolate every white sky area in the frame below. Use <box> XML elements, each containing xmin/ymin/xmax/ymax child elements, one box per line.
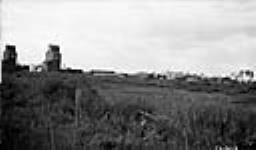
<box><xmin>1</xmin><ymin>0</ymin><xmax>256</xmax><ymax>76</ymax></box>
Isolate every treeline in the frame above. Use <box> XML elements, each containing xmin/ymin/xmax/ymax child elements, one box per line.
<box><xmin>1</xmin><ymin>72</ymin><xmax>256</xmax><ymax>150</ymax></box>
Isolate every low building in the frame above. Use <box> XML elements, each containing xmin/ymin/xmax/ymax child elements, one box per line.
<box><xmin>165</xmin><ymin>71</ymin><xmax>185</xmax><ymax>80</ymax></box>
<box><xmin>133</xmin><ymin>72</ymin><xmax>152</xmax><ymax>79</ymax></box>
<box><xmin>88</xmin><ymin>69</ymin><xmax>128</xmax><ymax>78</ymax></box>
<box><xmin>156</xmin><ymin>74</ymin><xmax>167</xmax><ymax>80</ymax></box>
<box><xmin>29</xmin><ymin>64</ymin><xmax>45</xmax><ymax>72</ymax></box>
<box><xmin>16</xmin><ymin>64</ymin><xmax>29</xmax><ymax>72</ymax></box>
<box><xmin>89</xmin><ymin>69</ymin><xmax>116</xmax><ymax>76</ymax></box>
<box><xmin>60</xmin><ymin>68</ymin><xmax>83</xmax><ymax>74</ymax></box>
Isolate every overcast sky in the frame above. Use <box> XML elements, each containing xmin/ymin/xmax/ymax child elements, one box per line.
<box><xmin>1</xmin><ymin>0</ymin><xmax>256</xmax><ymax>75</ymax></box>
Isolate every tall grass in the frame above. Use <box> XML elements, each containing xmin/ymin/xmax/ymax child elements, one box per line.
<box><xmin>1</xmin><ymin>72</ymin><xmax>256</xmax><ymax>150</ymax></box>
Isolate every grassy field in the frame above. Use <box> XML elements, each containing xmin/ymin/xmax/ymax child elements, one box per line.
<box><xmin>1</xmin><ymin>72</ymin><xmax>256</xmax><ymax>150</ymax></box>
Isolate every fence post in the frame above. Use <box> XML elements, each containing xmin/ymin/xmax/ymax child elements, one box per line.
<box><xmin>74</xmin><ymin>88</ymin><xmax>82</xmax><ymax>149</ymax></box>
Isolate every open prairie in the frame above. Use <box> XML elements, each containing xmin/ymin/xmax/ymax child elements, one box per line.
<box><xmin>1</xmin><ymin>72</ymin><xmax>256</xmax><ymax>150</ymax></box>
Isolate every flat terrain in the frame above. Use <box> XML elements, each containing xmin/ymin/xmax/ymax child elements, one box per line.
<box><xmin>88</xmin><ymin>75</ymin><xmax>255</xmax><ymax>109</ymax></box>
<box><xmin>1</xmin><ymin>72</ymin><xmax>256</xmax><ymax>150</ymax></box>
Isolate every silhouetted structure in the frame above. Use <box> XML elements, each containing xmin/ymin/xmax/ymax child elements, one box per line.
<box><xmin>2</xmin><ymin>45</ymin><xmax>17</xmax><ymax>73</ymax></box>
<box><xmin>60</xmin><ymin>68</ymin><xmax>83</xmax><ymax>74</ymax></box>
<box><xmin>1</xmin><ymin>44</ymin><xmax>83</xmax><ymax>74</ymax></box>
<box><xmin>16</xmin><ymin>65</ymin><xmax>30</xmax><ymax>72</ymax></box>
<box><xmin>2</xmin><ymin>45</ymin><xmax>29</xmax><ymax>73</ymax></box>
<box><xmin>28</xmin><ymin>44</ymin><xmax>82</xmax><ymax>73</ymax></box>
<box><xmin>89</xmin><ymin>70</ymin><xmax>116</xmax><ymax>76</ymax></box>
<box><xmin>44</xmin><ymin>44</ymin><xmax>62</xmax><ymax>71</ymax></box>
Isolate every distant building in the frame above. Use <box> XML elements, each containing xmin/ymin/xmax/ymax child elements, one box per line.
<box><xmin>44</xmin><ymin>44</ymin><xmax>62</xmax><ymax>72</ymax></box>
<box><xmin>221</xmin><ymin>77</ymin><xmax>234</xmax><ymax>85</ymax></box>
<box><xmin>133</xmin><ymin>72</ymin><xmax>152</xmax><ymax>79</ymax></box>
<box><xmin>89</xmin><ymin>69</ymin><xmax>116</xmax><ymax>76</ymax></box>
<box><xmin>60</xmin><ymin>68</ymin><xmax>83</xmax><ymax>74</ymax></box>
<box><xmin>30</xmin><ymin>64</ymin><xmax>45</xmax><ymax>72</ymax></box>
<box><xmin>88</xmin><ymin>69</ymin><xmax>127</xmax><ymax>78</ymax></box>
<box><xmin>2</xmin><ymin>45</ymin><xmax>29</xmax><ymax>73</ymax></box>
<box><xmin>237</xmin><ymin>70</ymin><xmax>255</xmax><ymax>82</ymax></box>
<box><xmin>29</xmin><ymin>44</ymin><xmax>83</xmax><ymax>73</ymax></box>
<box><xmin>156</xmin><ymin>73</ymin><xmax>167</xmax><ymax>80</ymax></box>
<box><xmin>2</xmin><ymin>45</ymin><xmax>17</xmax><ymax>73</ymax></box>
<box><xmin>16</xmin><ymin>65</ymin><xmax>30</xmax><ymax>72</ymax></box>
<box><xmin>2</xmin><ymin>44</ymin><xmax>84</xmax><ymax>75</ymax></box>
<box><xmin>165</xmin><ymin>71</ymin><xmax>185</xmax><ymax>80</ymax></box>
<box><xmin>184</xmin><ymin>75</ymin><xmax>201</xmax><ymax>83</ymax></box>
<box><xmin>208</xmin><ymin>77</ymin><xmax>222</xmax><ymax>84</ymax></box>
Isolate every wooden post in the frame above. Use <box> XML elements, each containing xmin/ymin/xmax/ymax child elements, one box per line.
<box><xmin>75</xmin><ymin>88</ymin><xmax>82</xmax><ymax>127</ymax></box>
<box><xmin>0</xmin><ymin>50</ymin><xmax>2</xmax><ymax>147</ymax></box>
<box><xmin>0</xmin><ymin>45</ymin><xmax>2</xmax><ymax>84</ymax></box>
<box><xmin>73</xmin><ymin>88</ymin><xmax>82</xmax><ymax>148</ymax></box>
<box><xmin>50</xmin><ymin>125</ymin><xmax>55</xmax><ymax>150</ymax></box>
<box><xmin>47</xmin><ymin>102</ymin><xmax>56</xmax><ymax>150</ymax></box>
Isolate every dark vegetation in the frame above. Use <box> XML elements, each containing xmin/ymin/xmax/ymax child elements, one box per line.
<box><xmin>1</xmin><ymin>72</ymin><xmax>256</xmax><ymax>150</ymax></box>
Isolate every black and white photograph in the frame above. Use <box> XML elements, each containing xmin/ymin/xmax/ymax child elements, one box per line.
<box><xmin>1</xmin><ymin>0</ymin><xmax>256</xmax><ymax>150</ymax></box>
